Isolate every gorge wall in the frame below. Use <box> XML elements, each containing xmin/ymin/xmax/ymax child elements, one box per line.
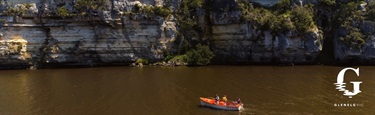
<box><xmin>0</xmin><ymin>0</ymin><xmax>373</xmax><ymax>69</ymax></box>
<box><xmin>0</xmin><ymin>0</ymin><xmax>178</xmax><ymax>69</ymax></box>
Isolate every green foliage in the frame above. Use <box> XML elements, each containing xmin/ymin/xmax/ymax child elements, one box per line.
<box><xmin>318</xmin><ymin>0</ymin><xmax>336</xmax><ymax>6</ymax></box>
<box><xmin>366</xmin><ymin>1</ymin><xmax>375</xmax><ymax>20</ymax></box>
<box><xmin>2</xmin><ymin>7</ymin><xmax>22</xmax><ymax>16</ymax></box>
<box><xmin>241</xmin><ymin>7</ymin><xmax>272</xmax><ymax>29</ymax></box>
<box><xmin>164</xmin><ymin>51</ymin><xmax>174</xmax><ymax>62</ymax></box>
<box><xmin>2</xmin><ymin>3</ymin><xmax>32</xmax><ymax>16</ymax></box>
<box><xmin>335</xmin><ymin>2</ymin><xmax>365</xmax><ymax>27</ymax></box>
<box><xmin>239</xmin><ymin>0</ymin><xmax>299</xmax><ymax>32</ymax></box>
<box><xmin>133</xmin><ymin>4</ymin><xmax>171</xmax><ymax>18</ymax></box>
<box><xmin>169</xmin><ymin>54</ymin><xmax>189</xmax><ymax>62</ymax></box>
<box><xmin>340</xmin><ymin>29</ymin><xmax>365</xmax><ymax>49</ymax></box>
<box><xmin>273</xmin><ymin>0</ymin><xmax>291</xmax><ymax>13</ymax></box>
<box><xmin>136</xmin><ymin>58</ymin><xmax>149</xmax><ymax>65</ymax></box>
<box><xmin>153</xmin><ymin>6</ymin><xmax>172</xmax><ymax>18</ymax></box>
<box><xmin>291</xmin><ymin>5</ymin><xmax>316</xmax><ymax>33</ymax></box>
<box><xmin>176</xmin><ymin>0</ymin><xmax>204</xmax><ymax>30</ymax></box>
<box><xmin>335</xmin><ymin>1</ymin><xmax>368</xmax><ymax>48</ymax></box>
<box><xmin>75</xmin><ymin>0</ymin><xmax>108</xmax><ymax>16</ymax></box>
<box><xmin>279</xmin><ymin>15</ymin><xmax>295</xmax><ymax>31</ymax></box>
<box><xmin>57</xmin><ymin>6</ymin><xmax>69</xmax><ymax>17</ymax></box>
<box><xmin>185</xmin><ymin>44</ymin><xmax>214</xmax><ymax>65</ymax></box>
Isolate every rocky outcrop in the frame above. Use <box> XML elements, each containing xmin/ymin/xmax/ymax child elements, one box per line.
<box><xmin>208</xmin><ymin>0</ymin><xmax>323</xmax><ymax>64</ymax></box>
<box><xmin>334</xmin><ymin>21</ymin><xmax>375</xmax><ymax>64</ymax></box>
<box><xmin>210</xmin><ymin>15</ymin><xmax>322</xmax><ymax>64</ymax></box>
<box><xmin>0</xmin><ymin>0</ymin><xmax>178</xmax><ymax>69</ymax></box>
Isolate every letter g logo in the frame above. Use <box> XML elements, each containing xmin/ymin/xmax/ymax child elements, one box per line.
<box><xmin>334</xmin><ymin>67</ymin><xmax>362</xmax><ymax>98</ymax></box>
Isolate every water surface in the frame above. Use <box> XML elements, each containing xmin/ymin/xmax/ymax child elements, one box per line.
<box><xmin>0</xmin><ymin>66</ymin><xmax>374</xmax><ymax>114</ymax></box>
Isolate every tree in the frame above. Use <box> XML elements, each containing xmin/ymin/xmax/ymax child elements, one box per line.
<box><xmin>291</xmin><ymin>5</ymin><xmax>315</xmax><ymax>33</ymax></box>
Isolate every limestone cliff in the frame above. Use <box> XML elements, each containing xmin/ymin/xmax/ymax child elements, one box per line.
<box><xmin>0</xmin><ymin>0</ymin><xmax>177</xmax><ymax>69</ymax></box>
<box><xmin>209</xmin><ymin>0</ymin><xmax>322</xmax><ymax>64</ymax></box>
<box><xmin>0</xmin><ymin>0</ymin><xmax>371</xmax><ymax>69</ymax></box>
<box><xmin>332</xmin><ymin>1</ymin><xmax>375</xmax><ymax>65</ymax></box>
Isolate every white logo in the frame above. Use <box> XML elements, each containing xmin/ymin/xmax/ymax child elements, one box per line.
<box><xmin>334</xmin><ymin>67</ymin><xmax>362</xmax><ymax>98</ymax></box>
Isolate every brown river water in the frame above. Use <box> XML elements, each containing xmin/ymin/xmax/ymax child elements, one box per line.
<box><xmin>0</xmin><ymin>66</ymin><xmax>374</xmax><ymax>114</ymax></box>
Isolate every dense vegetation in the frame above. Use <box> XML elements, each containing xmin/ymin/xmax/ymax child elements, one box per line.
<box><xmin>238</xmin><ymin>0</ymin><xmax>316</xmax><ymax>34</ymax></box>
<box><xmin>133</xmin><ymin>4</ymin><xmax>172</xmax><ymax>18</ymax></box>
<box><xmin>366</xmin><ymin>1</ymin><xmax>375</xmax><ymax>21</ymax></box>
<box><xmin>168</xmin><ymin>44</ymin><xmax>214</xmax><ymax>66</ymax></box>
<box><xmin>2</xmin><ymin>3</ymin><xmax>33</xmax><ymax>17</ymax></box>
<box><xmin>334</xmin><ymin>1</ymin><xmax>367</xmax><ymax>48</ymax></box>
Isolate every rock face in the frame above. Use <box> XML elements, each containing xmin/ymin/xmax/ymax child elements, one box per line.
<box><xmin>334</xmin><ymin>21</ymin><xmax>375</xmax><ymax>64</ymax></box>
<box><xmin>211</xmin><ymin>24</ymin><xmax>322</xmax><ymax>64</ymax></box>
<box><xmin>0</xmin><ymin>0</ymin><xmax>177</xmax><ymax>69</ymax></box>
<box><xmin>209</xmin><ymin>0</ymin><xmax>323</xmax><ymax>64</ymax></box>
<box><xmin>0</xmin><ymin>0</ymin><xmax>325</xmax><ymax>69</ymax></box>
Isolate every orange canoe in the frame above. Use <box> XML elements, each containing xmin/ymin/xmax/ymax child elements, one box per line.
<box><xmin>200</xmin><ymin>97</ymin><xmax>243</xmax><ymax>111</ymax></box>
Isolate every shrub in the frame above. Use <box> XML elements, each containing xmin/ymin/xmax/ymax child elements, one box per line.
<box><xmin>239</xmin><ymin>1</ymin><xmax>296</xmax><ymax>32</ymax></box>
<box><xmin>75</xmin><ymin>0</ymin><xmax>108</xmax><ymax>16</ymax></box>
<box><xmin>169</xmin><ymin>54</ymin><xmax>189</xmax><ymax>62</ymax></box>
<box><xmin>291</xmin><ymin>5</ymin><xmax>315</xmax><ymax>33</ymax></box>
<box><xmin>176</xmin><ymin>0</ymin><xmax>204</xmax><ymax>30</ymax></box>
<box><xmin>185</xmin><ymin>44</ymin><xmax>214</xmax><ymax>65</ymax></box>
<box><xmin>132</xmin><ymin>4</ymin><xmax>171</xmax><ymax>18</ymax></box>
<box><xmin>273</xmin><ymin>0</ymin><xmax>291</xmax><ymax>13</ymax></box>
<box><xmin>340</xmin><ymin>29</ymin><xmax>365</xmax><ymax>49</ymax></box>
<box><xmin>57</xmin><ymin>6</ymin><xmax>69</xmax><ymax>17</ymax></box>
<box><xmin>2</xmin><ymin>3</ymin><xmax>32</xmax><ymax>16</ymax></box>
<box><xmin>335</xmin><ymin>2</ymin><xmax>364</xmax><ymax>27</ymax></box>
<box><xmin>136</xmin><ymin>58</ymin><xmax>149</xmax><ymax>65</ymax></box>
<box><xmin>153</xmin><ymin>6</ymin><xmax>172</xmax><ymax>18</ymax></box>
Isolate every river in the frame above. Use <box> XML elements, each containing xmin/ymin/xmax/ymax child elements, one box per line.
<box><xmin>0</xmin><ymin>66</ymin><xmax>374</xmax><ymax>114</ymax></box>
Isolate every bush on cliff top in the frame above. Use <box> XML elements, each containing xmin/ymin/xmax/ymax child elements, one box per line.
<box><xmin>2</xmin><ymin>3</ymin><xmax>33</xmax><ymax>16</ymax></box>
<box><xmin>239</xmin><ymin>0</ymin><xmax>315</xmax><ymax>33</ymax></box>
<box><xmin>74</xmin><ymin>0</ymin><xmax>108</xmax><ymax>16</ymax></box>
<box><xmin>133</xmin><ymin>4</ymin><xmax>172</xmax><ymax>18</ymax></box>
<box><xmin>57</xmin><ymin>6</ymin><xmax>69</xmax><ymax>18</ymax></box>
<box><xmin>291</xmin><ymin>5</ymin><xmax>316</xmax><ymax>34</ymax></box>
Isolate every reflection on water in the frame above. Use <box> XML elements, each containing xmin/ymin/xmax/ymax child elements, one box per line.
<box><xmin>0</xmin><ymin>66</ymin><xmax>374</xmax><ymax>114</ymax></box>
